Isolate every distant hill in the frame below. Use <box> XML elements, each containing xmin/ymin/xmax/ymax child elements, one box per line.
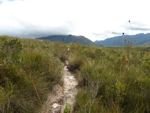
<box><xmin>38</xmin><ymin>35</ymin><xmax>94</xmax><ymax>45</ymax></box>
<box><xmin>95</xmin><ymin>33</ymin><xmax>150</xmax><ymax>47</ymax></box>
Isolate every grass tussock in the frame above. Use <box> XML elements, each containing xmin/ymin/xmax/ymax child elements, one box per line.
<box><xmin>68</xmin><ymin>45</ymin><xmax>150</xmax><ymax>113</ymax></box>
<box><xmin>0</xmin><ymin>36</ymin><xmax>64</xmax><ymax>113</ymax></box>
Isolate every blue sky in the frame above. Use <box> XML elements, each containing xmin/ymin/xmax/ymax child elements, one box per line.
<box><xmin>0</xmin><ymin>0</ymin><xmax>150</xmax><ymax>41</ymax></box>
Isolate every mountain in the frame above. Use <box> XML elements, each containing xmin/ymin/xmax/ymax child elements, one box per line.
<box><xmin>38</xmin><ymin>35</ymin><xmax>94</xmax><ymax>45</ymax></box>
<box><xmin>95</xmin><ymin>33</ymin><xmax>150</xmax><ymax>47</ymax></box>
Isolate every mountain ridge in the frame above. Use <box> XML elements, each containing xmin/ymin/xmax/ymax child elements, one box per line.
<box><xmin>38</xmin><ymin>33</ymin><xmax>150</xmax><ymax>46</ymax></box>
<box><xmin>38</xmin><ymin>34</ymin><xmax>94</xmax><ymax>45</ymax></box>
<box><xmin>95</xmin><ymin>33</ymin><xmax>150</xmax><ymax>46</ymax></box>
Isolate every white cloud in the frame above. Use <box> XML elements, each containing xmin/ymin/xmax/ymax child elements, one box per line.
<box><xmin>0</xmin><ymin>0</ymin><xmax>150</xmax><ymax>41</ymax></box>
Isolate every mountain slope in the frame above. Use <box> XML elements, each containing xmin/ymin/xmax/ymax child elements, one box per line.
<box><xmin>95</xmin><ymin>33</ymin><xmax>150</xmax><ymax>46</ymax></box>
<box><xmin>38</xmin><ymin>35</ymin><xmax>94</xmax><ymax>45</ymax></box>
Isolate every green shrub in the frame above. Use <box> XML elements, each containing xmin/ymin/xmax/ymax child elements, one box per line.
<box><xmin>71</xmin><ymin>46</ymin><xmax>150</xmax><ymax>113</ymax></box>
<box><xmin>0</xmin><ymin>38</ymin><xmax>22</xmax><ymax>64</ymax></box>
<box><xmin>64</xmin><ymin>104</ymin><xmax>71</xmax><ymax>113</ymax></box>
<box><xmin>0</xmin><ymin>37</ymin><xmax>63</xmax><ymax>113</ymax></box>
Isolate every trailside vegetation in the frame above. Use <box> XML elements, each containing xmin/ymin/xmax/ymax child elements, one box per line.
<box><xmin>0</xmin><ymin>36</ymin><xmax>149</xmax><ymax>113</ymax></box>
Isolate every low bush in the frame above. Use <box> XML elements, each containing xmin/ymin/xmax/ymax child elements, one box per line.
<box><xmin>0</xmin><ymin>37</ymin><xmax>63</xmax><ymax>113</ymax></box>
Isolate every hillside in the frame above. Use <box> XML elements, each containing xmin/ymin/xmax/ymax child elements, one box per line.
<box><xmin>38</xmin><ymin>35</ymin><xmax>94</xmax><ymax>45</ymax></box>
<box><xmin>95</xmin><ymin>33</ymin><xmax>150</xmax><ymax>46</ymax></box>
<box><xmin>0</xmin><ymin>36</ymin><xmax>149</xmax><ymax>113</ymax></box>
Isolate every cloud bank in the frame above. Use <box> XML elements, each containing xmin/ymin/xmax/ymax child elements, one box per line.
<box><xmin>1</xmin><ymin>0</ymin><xmax>150</xmax><ymax>40</ymax></box>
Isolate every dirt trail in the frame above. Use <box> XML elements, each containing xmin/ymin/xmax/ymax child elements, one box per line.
<box><xmin>40</xmin><ymin>62</ymin><xmax>78</xmax><ymax>113</ymax></box>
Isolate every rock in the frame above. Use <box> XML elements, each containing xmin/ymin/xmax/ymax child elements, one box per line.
<box><xmin>51</xmin><ymin>103</ymin><xmax>62</xmax><ymax>113</ymax></box>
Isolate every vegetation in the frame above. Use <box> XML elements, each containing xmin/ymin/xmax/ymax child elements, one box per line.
<box><xmin>68</xmin><ymin>45</ymin><xmax>150</xmax><ymax>113</ymax></box>
<box><xmin>0</xmin><ymin>36</ymin><xmax>64</xmax><ymax>113</ymax></box>
<box><xmin>0</xmin><ymin>36</ymin><xmax>149</xmax><ymax>113</ymax></box>
<box><xmin>64</xmin><ymin>104</ymin><xmax>71</xmax><ymax>113</ymax></box>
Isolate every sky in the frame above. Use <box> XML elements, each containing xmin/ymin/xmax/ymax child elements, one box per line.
<box><xmin>0</xmin><ymin>0</ymin><xmax>150</xmax><ymax>41</ymax></box>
